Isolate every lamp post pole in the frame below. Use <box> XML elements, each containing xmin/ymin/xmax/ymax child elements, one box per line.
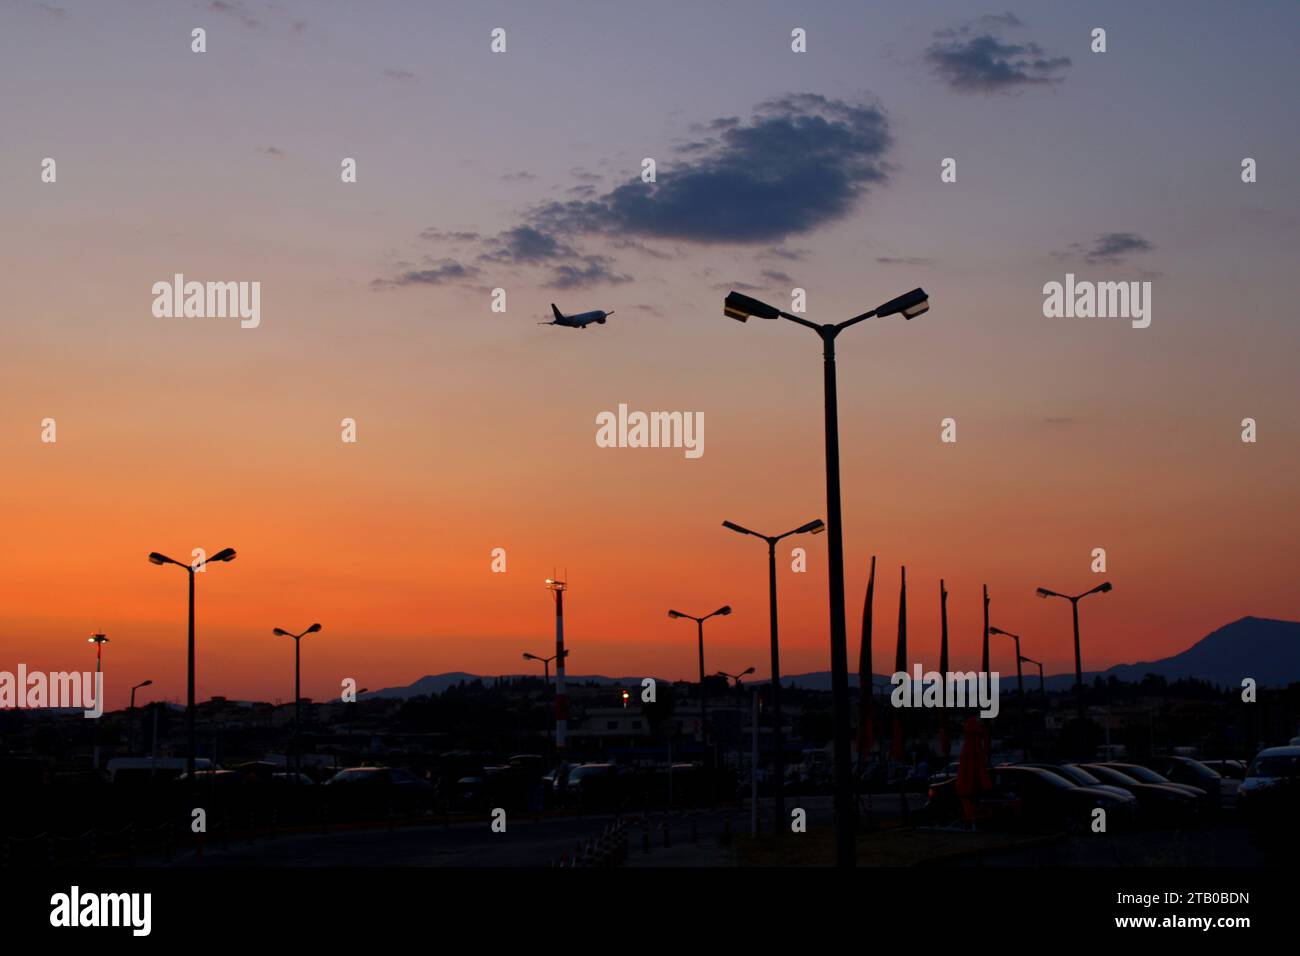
<box><xmin>722</xmin><ymin>518</ymin><xmax>823</xmax><ymax>834</ymax></box>
<box><xmin>723</xmin><ymin>286</ymin><xmax>929</xmax><ymax>867</ymax></box>
<box><xmin>150</xmin><ymin>548</ymin><xmax>236</xmax><ymax>778</ymax></box>
<box><xmin>1036</xmin><ymin>582</ymin><xmax>1112</xmax><ymax>724</ymax></box>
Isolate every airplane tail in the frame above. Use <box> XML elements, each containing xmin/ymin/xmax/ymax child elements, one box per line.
<box><xmin>551</xmin><ymin>303</ymin><xmax>564</xmax><ymax>322</ymax></box>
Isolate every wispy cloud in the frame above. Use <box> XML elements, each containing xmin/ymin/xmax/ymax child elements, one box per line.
<box><xmin>926</xmin><ymin>16</ymin><xmax>1069</xmax><ymax>93</ymax></box>
<box><xmin>208</xmin><ymin>0</ymin><xmax>261</xmax><ymax>29</ymax></box>
<box><xmin>375</xmin><ymin>93</ymin><xmax>892</xmax><ymax>292</ymax></box>
<box><xmin>1060</xmin><ymin>232</ymin><xmax>1155</xmax><ymax>265</ymax></box>
<box><xmin>372</xmin><ymin>260</ymin><xmax>481</xmax><ymax>289</ymax></box>
<box><xmin>875</xmin><ymin>255</ymin><xmax>934</xmax><ymax>266</ymax></box>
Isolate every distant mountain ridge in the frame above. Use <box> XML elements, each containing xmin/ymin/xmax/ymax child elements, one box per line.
<box><xmin>364</xmin><ymin>617</ymin><xmax>1300</xmax><ymax>699</ymax></box>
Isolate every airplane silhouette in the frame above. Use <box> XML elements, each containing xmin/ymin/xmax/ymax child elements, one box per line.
<box><xmin>539</xmin><ymin>303</ymin><xmax>613</xmax><ymax>329</ymax></box>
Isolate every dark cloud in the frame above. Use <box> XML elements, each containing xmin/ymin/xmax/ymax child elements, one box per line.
<box><xmin>546</xmin><ymin>256</ymin><xmax>632</xmax><ymax>290</ymax></box>
<box><xmin>926</xmin><ymin>17</ymin><xmax>1069</xmax><ymax>93</ymax></box>
<box><xmin>761</xmin><ymin>269</ymin><xmax>794</xmax><ymax>284</ymax></box>
<box><xmin>480</xmin><ymin>225</ymin><xmax>577</xmax><ymax>264</ymax></box>
<box><xmin>256</xmin><ymin>145</ymin><xmax>285</xmax><ymax>158</ymax></box>
<box><xmin>1062</xmin><ymin>232</ymin><xmax>1155</xmax><ymax>265</ymax></box>
<box><xmin>375</xmin><ymin>94</ymin><xmax>891</xmax><ymax>292</ymax></box>
<box><xmin>372</xmin><ymin>260</ymin><xmax>481</xmax><ymax>288</ymax></box>
<box><xmin>528</xmin><ymin>94</ymin><xmax>891</xmax><ymax>244</ymax></box>
<box><xmin>501</xmin><ymin>171</ymin><xmax>537</xmax><ymax>182</ymax></box>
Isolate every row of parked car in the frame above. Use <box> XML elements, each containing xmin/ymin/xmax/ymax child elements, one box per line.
<box><xmin>923</xmin><ymin>745</ymin><xmax>1300</xmax><ymax>832</ymax></box>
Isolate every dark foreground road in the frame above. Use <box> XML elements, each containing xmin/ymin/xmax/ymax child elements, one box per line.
<box><xmin>148</xmin><ymin>794</ymin><xmax>921</xmax><ymax>867</ymax></box>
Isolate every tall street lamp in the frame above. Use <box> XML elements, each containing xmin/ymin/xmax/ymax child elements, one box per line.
<box><xmin>522</xmin><ymin>651</ymin><xmax>560</xmax><ymax>685</ymax></box>
<box><xmin>273</xmin><ymin>622</ymin><xmax>322</xmax><ymax>773</ymax></box>
<box><xmin>129</xmin><ymin>679</ymin><xmax>153</xmax><ymax>752</ymax></box>
<box><xmin>989</xmin><ymin>626</ymin><xmax>1026</xmax><ymax>758</ymax></box>
<box><xmin>148</xmin><ymin>547</ymin><xmax>236</xmax><ymax>778</ymax></box>
<box><xmin>722</xmin><ymin>517</ymin><xmax>823</xmax><ymax>832</ymax></box>
<box><xmin>724</xmin><ymin>286</ymin><xmax>929</xmax><ymax>867</ymax></box>
<box><xmin>667</xmin><ymin>605</ymin><xmax>731</xmax><ymax>756</ymax></box>
<box><xmin>1019</xmin><ymin>655</ymin><xmax>1045</xmax><ymax>700</ymax></box>
<box><xmin>87</xmin><ymin>633</ymin><xmax>109</xmax><ymax>770</ymax></box>
<box><xmin>1035</xmin><ymin>582</ymin><xmax>1112</xmax><ymax>722</ymax></box>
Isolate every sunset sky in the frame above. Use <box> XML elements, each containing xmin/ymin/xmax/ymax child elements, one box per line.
<box><xmin>2</xmin><ymin>0</ymin><xmax>1298</xmax><ymax>710</ymax></box>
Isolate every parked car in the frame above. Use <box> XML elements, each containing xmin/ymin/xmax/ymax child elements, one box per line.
<box><xmin>1201</xmin><ymin>759</ymin><xmax>1247</xmax><ymax>781</ymax></box>
<box><xmin>565</xmin><ymin>763</ymin><xmax>625</xmax><ymax>810</ymax></box>
<box><xmin>323</xmin><ymin>766</ymin><xmax>434</xmax><ymax>814</ymax></box>
<box><xmin>1238</xmin><ymin>746</ymin><xmax>1300</xmax><ymax>827</ymax></box>
<box><xmin>1099</xmin><ymin>762</ymin><xmax>1212</xmax><ymax>812</ymax></box>
<box><xmin>1078</xmin><ymin>763</ymin><xmax>1200</xmax><ymax>825</ymax></box>
<box><xmin>1141</xmin><ymin>755</ymin><xmax>1237</xmax><ymax>809</ymax></box>
<box><xmin>922</xmin><ymin>765</ymin><xmax>1128</xmax><ymax>832</ymax></box>
<box><xmin>993</xmin><ymin>765</ymin><xmax>1133</xmax><ymax>832</ymax></box>
<box><xmin>1020</xmin><ymin>763</ymin><xmax>1140</xmax><ymax>808</ymax></box>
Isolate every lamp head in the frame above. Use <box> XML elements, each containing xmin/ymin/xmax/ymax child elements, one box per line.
<box><xmin>714</xmin><ymin>605</ymin><xmax>732</xmax><ymax>617</ymax></box>
<box><xmin>796</xmin><ymin>519</ymin><xmax>825</xmax><ymax>535</ymax></box>
<box><xmin>723</xmin><ymin>291</ymin><xmax>780</xmax><ymax>322</ymax></box>
<box><xmin>147</xmin><ymin>552</ymin><xmax>170</xmax><ymax>566</ymax></box>
<box><xmin>875</xmin><ymin>287</ymin><xmax>929</xmax><ymax>320</ymax></box>
<box><xmin>210</xmin><ymin>548</ymin><xmax>237</xmax><ymax>563</ymax></box>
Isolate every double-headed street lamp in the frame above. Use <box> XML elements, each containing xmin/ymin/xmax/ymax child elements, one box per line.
<box><xmin>88</xmin><ymin>632</ymin><xmax>109</xmax><ymax>669</ymax></box>
<box><xmin>667</xmin><ymin>605</ymin><xmax>731</xmax><ymax>753</ymax></box>
<box><xmin>272</xmin><ymin>624</ymin><xmax>321</xmax><ymax>735</ymax></box>
<box><xmin>722</xmin><ymin>517</ymin><xmax>823</xmax><ymax>831</ymax></box>
<box><xmin>273</xmin><ymin>623</ymin><xmax>321</xmax><ymax>777</ymax></box>
<box><xmin>148</xmin><ymin>547</ymin><xmax>236</xmax><ymax>778</ymax></box>
<box><xmin>717</xmin><ymin>667</ymin><xmax>755</xmax><ymax>687</ymax></box>
<box><xmin>724</xmin><ymin>286</ymin><xmax>929</xmax><ymax>867</ymax></box>
<box><xmin>129</xmin><ymin>679</ymin><xmax>153</xmax><ymax>752</ymax></box>
<box><xmin>1035</xmin><ymin>581</ymin><xmax>1112</xmax><ymax>722</ymax></box>
<box><xmin>522</xmin><ymin>651</ymin><xmax>564</xmax><ymax>685</ymax></box>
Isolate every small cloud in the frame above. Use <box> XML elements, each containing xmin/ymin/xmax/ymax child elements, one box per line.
<box><xmin>926</xmin><ymin>17</ymin><xmax>1069</xmax><ymax>93</ymax></box>
<box><xmin>34</xmin><ymin>2</ymin><xmax>67</xmax><ymax>17</ymax></box>
<box><xmin>480</xmin><ymin>225</ymin><xmax>577</xmax><ymax>264</ymax></box>
<box><xmin>383</xmin><ymin>68</ymin><xmax>417</xmax><ymax>81</ymax></box>
<box><xmin>208</xmin><ymin>0</ymin><xmax>260</xmax><ymax>29</ymax></box>
<box><xmin>1060</xmin><ymin>232</ymin><xmax>1154</xmax><ymax>265</ymax></box>
<box><xmin>1042</xmin><ymin>416</ymin><xmax>1078</xmax><ymax>426</ymax></box>
<box><xmin>419</xmin><ymin>228</ymin><xmax>482</xmax><ymax>243</ymax></box>
<box><xmin>546</xmin><ymin>256</ymin><xmax>632</xmax><ymax>290</ymax></box>
<box><xmin>875</xmin><ymin>255</ymin><xmax>934</xmax><ymax>266</ymax></box>
<box><xmin>372</xmin><ymin>259</ymin><xmax>481</xmax><ymax>289</ymax></box>
<box><xmin>256</xmin><ymin>146</ymin><xmax>285</xmax><ymax>158</ymax></box>
<box><xmin>761</xmin><ymin>269</ymin><xmax>794</xmax><ymax>284</ymax></box>
<box><xmin>501</xmin><ymin>171</ymin><xmax>537</xmax><ymax>182</ymax></box>
<box><xmin>759</xmin><ymin>247</ymin><xmax>808</xmax><ymax>262</ymax></box>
